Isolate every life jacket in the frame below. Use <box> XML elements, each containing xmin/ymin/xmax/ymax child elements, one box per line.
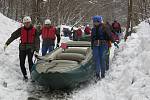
<box><xmin>111</xmin><ymin>32</ymin><xmax>119</xmax><ymax>41</ymax></box>
<box><xmin>20</xmin><ymin>27</ymin><xmax>36</xmax><ymax>44</ymax></box>
<box><xmin>42</xmin><ymin>26</ymin><xmax>56</xmax><ymax>40</ymax></box>
<box><xmin>76</xmin><ymin>28</ymin><xmax>82</xmax><ymax>38</ymax></box>
<box><xmin>84</xmin><ymin>27</ymin><xmax>91</xmax><ymax>34</ymax></box>
<box><xmin>113</xmin><ymin>22</ymin><xmax>120</xmax><ymax>29</ymax></box>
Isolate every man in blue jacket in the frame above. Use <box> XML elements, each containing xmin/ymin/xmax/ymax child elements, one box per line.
<box><xmin>91</xmin><ymin>16</ymin><xmax>118</xmax><ymax>79</ymax></box>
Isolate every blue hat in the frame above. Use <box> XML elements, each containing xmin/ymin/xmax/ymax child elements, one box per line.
<box><xmin>92</xmin><ymin>16</ymin><xmax>103</xmax><ymax>23</ymax></box>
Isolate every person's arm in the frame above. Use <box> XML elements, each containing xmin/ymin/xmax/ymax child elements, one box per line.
<box><xmin>34</xmin><ymin>30</ymin><xmax>40</xmax><ymax>52</ymax></box>
<box><xmin>56</xmin><ymin>31</ymin><xmax>60</xmax><ymax>44</ymax></box>
<box><xmin>38</xmin><ymin>27</ymin><xmax>42</xmax><ymax>36</ymax></box>
<box><xmin>5</xmin><ymin>28</ymin><xmax>21</xmax><ymax>46</ymax></box>
<box><xmin>119</xmin><ymin>23</ymin><xmax>122</xmax><ymax>33</ymax></box>
<box><xmin>91</xmin><ymin>28</ymin><xmax>94</xmax><ymax>49</ymax></box>
<box><xmin>103</xmin><ymin>24</ymin><xmax>115</xmax><ymax>43</ymax></box>
<box><xmin>104</xmin><ymin>25</ymin><xmax>119</xmax><ymax>48</ymax></box>
<box><xmin>56</xmin><ymin>28</ymin><xmax>61</xmax><ymax>47</ymax></box>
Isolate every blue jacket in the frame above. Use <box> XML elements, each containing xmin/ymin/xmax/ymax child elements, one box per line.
<box><xmin>91</xmin><ymin>24</ymin><xmax>113</xmax><ymax>46</ymax></box>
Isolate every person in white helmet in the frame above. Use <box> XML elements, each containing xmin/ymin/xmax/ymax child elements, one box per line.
<box><xmin>4</xmin><ymin>16</ymin><xmax>40</xmax><ymax>81</ymax></box>
<box><xmin>40</xmin><ymin>19</ymin><xmax>60</xmax><ymax>56</ymax></box>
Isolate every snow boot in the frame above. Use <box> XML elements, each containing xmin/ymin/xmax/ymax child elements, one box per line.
<box><xmin>23</xmin><ymin>75</ymin><xmax>28</xmax><ymax>82</ymax></box>
<box><xmin>101</xmin><ymin>74</ymin><xmax>105</xmax><ymax>79</ymax></box>
<box><xmin>96</xmin><ymin>73</ymin><xmax>101</xmax><ymax>80</ymax></box>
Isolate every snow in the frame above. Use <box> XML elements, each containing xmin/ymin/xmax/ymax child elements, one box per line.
<box><xmin>0</xmin><ymin>13</ymin><xmax>150</xmax><ymax>100</ymax></box>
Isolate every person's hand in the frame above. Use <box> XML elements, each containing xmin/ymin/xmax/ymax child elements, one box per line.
<box><xmin>34</xmin><ymin>51</ymin><xmax>40</xmax><ymax>58</ymax></box>
<box><xmin>56</xmin><ymin>43</ymin><xmax>59</xmax><ymax>48</ymax></box>
<box><xmin>4</xmin><ymin>44</ymin><xmax>8</xmax><ymax>51</ymax></box>
<box><xmin>114</xmin><ymin>42</ymin><xmax>119</xmax><ymax>48</ymax></box>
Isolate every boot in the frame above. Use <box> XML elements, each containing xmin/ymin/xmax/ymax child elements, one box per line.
<box><xmin>23</xmin><ymin>75</ymin><xmax>28</xmax><ymax>82</ymax></box>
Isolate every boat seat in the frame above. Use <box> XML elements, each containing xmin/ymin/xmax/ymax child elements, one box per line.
<box><xmin>50</xmin><ymin>60</ymin><xmax>78</xmax><ymax>64</ymax></box>
<box><xmin>56</xmin><ymin>53</ymin><xmax>85</xmax><ymax>62</ymax></box>
<box><xmin>36</xmin><ymin>60</ymin><xmax>79</xmax><ymax>73</ymax></box>
<box><xmin>63</xmin><ymin>48</ymin><xmax>87</xmax><ymax>55</ymax></box>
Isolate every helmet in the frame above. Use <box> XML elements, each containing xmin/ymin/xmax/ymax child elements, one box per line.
<box><xmin>92</xmin><ymin>16</ymin><xmax>103</xmax><ymax>23</ymax></box>
<box><xmin>23</xmin><ymin>16</ymin><xmax>31</xmax><ymax>23</ymax></box>
<box><xmin>45</xmin><ymin>19</ymin><xmax>51</xmax><ymax>25</ymax></box>
<box><xmin>86</xmin><ymin>24</ymin><xmax>90</xmax><ymax>27</ymax></box>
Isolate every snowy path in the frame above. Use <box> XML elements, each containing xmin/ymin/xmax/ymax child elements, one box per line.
<box><xmin>1</xmin><ymin>13</ymin><xmax>150</xmax><ymax>100</ymax></box>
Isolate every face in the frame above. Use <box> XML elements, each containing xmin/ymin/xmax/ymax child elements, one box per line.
<box><xmin>93</xmin><ymin>21</ymin><xmax>100</xmax><ymax>26</ymax></box>
<box><xmin>45</xmin><ymin>24</ymin><xmax>51</xmax><ymax>27</ymax></box>
<box><xmin>24</xmin><ymin>22</ymin><xmax>31</xmax><ymax>28</ymax></box>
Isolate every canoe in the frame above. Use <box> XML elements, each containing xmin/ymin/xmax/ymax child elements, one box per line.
<box><xmin>79</xmin><ymin>35</ymin><xmax>91</xmax><ymax>41</ymax></box>
<box><xmin>31</xmin><ymin>41</ymin><xmax>95</xmax><ymax>89</ymax></box>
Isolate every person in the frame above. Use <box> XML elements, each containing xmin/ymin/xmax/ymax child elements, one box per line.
<box><xmin>63</xmin><ymin>28</ymin><xmax>71</xmax><ymax>38</ymax></box>
<box><xmin>91</xmin><ymin>16</ymin><xmax>119</xmax><ymax>79</ymax></box>
<box><xmin>76</xmin><ymin>27</ymin><xmax>83</xmax><ymax>40</ymax></box>
<box><xmin>105</xmin><ymin>21</ymin><xmax>119</xmax><ymax>71</ymax></box>
<box><xmin>112</xmin><ymin>20</ymin><xmax>122</xmax><ymax>41</ymax></box>
<box><xmin>40</xmin><ymin>19</ymin><xmax>60</xmax><ymax>56</ymax></box>
<box><xmin>71</xmin><ymin>27</ymin><xmax>77</xmax><ymax>41</ymax></box>
<box><xmin>4</xmin><ymin>16</ymin><xmax>40</xmax><ymax>81</ymax></box>
<box><xmin>84</xmin><ymin>24</ymin><xmax>91</xmax><ymax>35</ymax></box>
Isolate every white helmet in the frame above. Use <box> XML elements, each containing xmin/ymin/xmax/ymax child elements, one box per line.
<box><xmin>45</xmin><ymin>19</ymin><xmax>51</xmax><ymax>25</ymax></box>
<box><xmin>23</xmin><ymin>16</ymin><xmax>31</xmax><ymax>23</ymax></box>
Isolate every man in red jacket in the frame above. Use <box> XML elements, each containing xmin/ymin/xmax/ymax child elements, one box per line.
<box><xmin>4</xmin><ymin>16</ymin><xmax>40</xmax><ymax>81</ymax></box>
<box><xmin>84</xmin><ymin>24</ymin><xmax>91</xmax><ymax>35</ymax></box>
<box><xmin>41</xmin><ymin>19</ymin><xmax>60</xmax><ymax>56</ymax></box>
<box><xmin>76</xmin><ymin>27</ymin><xmax>83</xmax><ymax>40</ymax></box>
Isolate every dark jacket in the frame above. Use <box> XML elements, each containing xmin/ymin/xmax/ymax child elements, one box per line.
<box><xmin>91</xmin><ymin>23</ymin><xmax>115</xmax><ymax>47</ymax></box>
<box><xmin>6</xmin><ymin>25</ymin><xmax>40</xmax><ymax>52</ymax></box>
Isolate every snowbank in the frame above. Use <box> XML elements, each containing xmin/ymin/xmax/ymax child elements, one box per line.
<box><xmin>0</xmin><ymin>13</ymin><xmax>29</xmax><ymax>100</ymax></box>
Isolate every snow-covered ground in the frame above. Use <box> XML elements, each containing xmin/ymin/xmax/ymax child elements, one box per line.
<box><xmin>0</xmin><ymin>13</ymin><xmax>150</xmax><ymax>100</ymax></box>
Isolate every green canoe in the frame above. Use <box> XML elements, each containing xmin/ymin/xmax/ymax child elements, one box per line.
<box><xmin>31</xmin><ymin>41</ymin><xmax>95</xmax><ymax>89</ymax></box>
<box><xmin>79</xmin><ymin>35</ymin><xmax>91</xmax><ymax>41</ymax></box>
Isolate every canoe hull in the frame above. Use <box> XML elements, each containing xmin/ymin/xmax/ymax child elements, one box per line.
<box><xmin>31</xmin><ymin>59</ymin><xmax>95</xmax><ymax>89</ymax></box>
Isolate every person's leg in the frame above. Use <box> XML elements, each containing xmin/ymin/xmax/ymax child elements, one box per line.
<box><xmin>99</xmin><ymin>44</ymin><xmax>108</xmax><ymax>78</ymax></box>
<box><xmin>19</xmin><ymin>50</ymin><xmax>27</xmax><ymax>78</ymax></box>
<box><xmin>93</xmin><ymin>46</ymin><xmax>101</xmax><ymax>78</ymax></box>
<box><xmin>27</xmin><ymin>49</ymin><xmax>34</xmax><ymax>74</ymax></box>
<box><xmin>42</xmin><ymin>43</ymin><xmax>48</xmax><ymax>56</ymax></box>
<box><xmin>48</xmin><ymin>45</ymin><xmax>54</xmax><ymax>53</ymax></box>
<box><xmin>106</xmin><ymin>48</ymin><xmax>110</xmax><ymax>71</ymax></box>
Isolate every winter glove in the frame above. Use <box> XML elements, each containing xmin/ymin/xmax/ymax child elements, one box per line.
<box><xmin>34</xmin><ymin>51</ymin><xmax>40</xmax><ymax>58</ymax></box>
<box><xmin>4</xmin><ymin>44</ymin><xmax>8</xmax><ymax>51</ymax></box>
<box><xmin>56</xmin><ymin>43</ymin><xmax>59</xmax><ymax>48</ymax></box>
<box><xmin>114</xmin><ymin>42</ymin><xmax>119</xmax><ymax>48</ymax></box>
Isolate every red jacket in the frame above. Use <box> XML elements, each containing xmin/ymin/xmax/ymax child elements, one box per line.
<box><xmin>84</xmin><ymin>26</ymin><xmax>91</xmax><ymax>35</ymax></box>
<box><xmin>21</xmin><ymin>27</ymin><xmax>36</xmax><ymax>44</ymax></box>
<box><xmin>41</xmin><ymin>26</ymin><xmax>56</xmax><ymax>40</ymax></box>
<box><xmin>76</xmin><ymin>28</ymin><xmax>82</xmax><ymax>38</ymax></box>
<box><xmin>112</xmin><ymin>22</ymin><xmax>121</xmax><ymax>30</ymax></box>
